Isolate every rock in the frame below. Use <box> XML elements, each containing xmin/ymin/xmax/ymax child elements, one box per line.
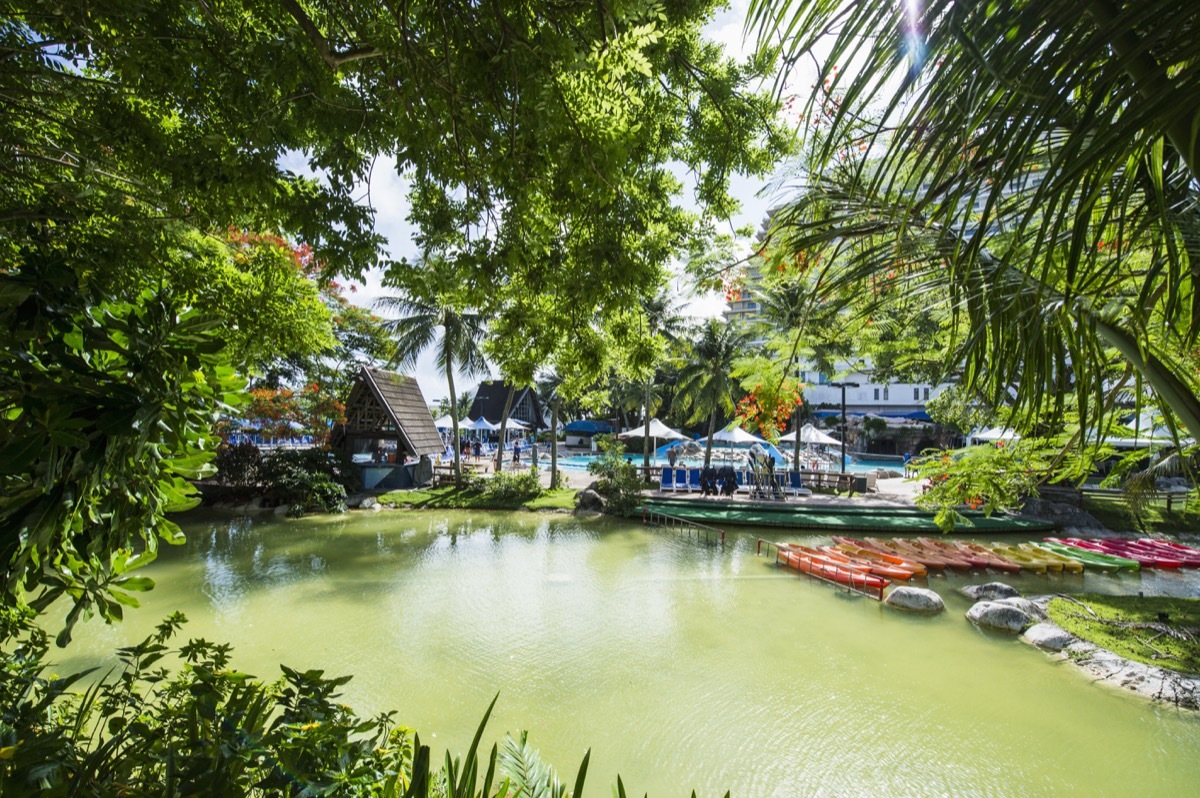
<box><xmin>1022</xmin><ymin>622</ymin><xmax>1076</xmax><ymax>651</ymax></box>
<box><xmin>993</xmin><ymin>596</ymin><xmax>1046</xmax><ymax>620</ymax></box>
<box><xmin>960</xmin><ymin>582</ymin><xmax>1020</xmax><ymax>601</ymax></box>
<box><xmin>966</xmin><ymin>600</ymin><xmax>1033</xmax><ymax>632</ymax></box>
<box><xmin>576</xmin><ymin>488</ymin><xmax>607</xmax><ymax>511</ymax></box>
<box><xmin>273</xmin><ymin>504</ymin><xmax>291</xmax><ymax>516</ymax></box>
<box><xmin>370</xmin><ymin>503</ymin><xmax>382</xmax><ymax>512</ymax></box>
<box><xmin>358</xmin><ymin>496</ymin><xmax>379</xmax><ymax>510</ymax></box>
<box><xmin>884</xmin><ymin>586</ymin><xmax>945</xmax><ymax>614</ymax></box>
<box><xmin>1018</xmin><ymin>498</ymin><xmax>1105</xmax><ymax>530</ymax></box>
<box><xmin>875</xmin><ymin>468</ymin><xmax>904</xmax><ymax>479</ymax></box>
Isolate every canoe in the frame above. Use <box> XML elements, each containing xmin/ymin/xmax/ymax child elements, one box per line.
<box><xmin>1065</xmin><ymin>538</ymin><xmax>1184</xmax><ymax>569</ymax></box>
<box><xmin>1139</xmin><ymin>539</ymin><xmax>1200</xmax><ymax>558</ymax></box>
<box><xmin>833</xmin><ymin>543</ymin><xmax>929</xmax><ymax>578</ymax></box>
<box><xmin>1036</xmin><ymin>541</ymin><xmax>1123</xmax><ymax>573</ymax></box>
<box><xmin>984</xmin><ymin>543</ymin><xmax>1049</xmax><ymax>574</ymax></box>
<box><xmin>1045</xmin><ymin>538</ymin><xmax>1139</xmax><ymax>571</ymax></box>
<box><xmin>776</xmin><ymin>548</ymin><xmax>891</xmax><ymax>592</ymax></box>
<box><xmin>951</xmin><ymin>541</ymin><xmax>1022</xmax><ymax>574</ymax></box>
<box><xmin>1017</xmin><ymin>542</ymin><xmax>1083</xmax><ymax>573</ymax></box>
<box><xmin>819</xmin><ymin>546</ymin><xmax>917</xmax><ymax>580</ymax></box>
<box><xmin>918</xmin><ymin>537</ymin><xmax>993</xmax><ymax>569</ymax></box>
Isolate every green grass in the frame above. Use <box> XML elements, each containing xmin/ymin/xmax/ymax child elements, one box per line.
<box><xmin>1046</xmin><ymin>594</ymin><xmax>1200</xmax><ymax>674</ymax></box>
<box><xmin>1082</xmin><ymin>494</ymin><xmax>1200</xmax><ymax>534</ymax></box>
<box><xmin>376</xmin><ymin>487</ymin><xmax>576</xmax><ymax>512</ymax></box>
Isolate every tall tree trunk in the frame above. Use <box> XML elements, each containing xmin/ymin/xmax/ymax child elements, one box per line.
<box><xmin>792</xmin><ymin>405</ymin><xmax>802</xmax><ymax>472</ymax></box>
<box><xmin>704</xmin><ymin>409</ymin><xmax>716</xmax><ymax>468</ymax></box>
<box><xmin>551</xmin><ymin>394</ymin><xmax>560</xmax><ymax>489</ymax></box>
<box><xmin>643</xmin><ymin>378</ymin><xmax>652</xmax><ymax>470</ymax></box>
<box><xmin>447</xmin><ymin>363</ymin><xmax>461</xmax><ymax>488</ymax></box>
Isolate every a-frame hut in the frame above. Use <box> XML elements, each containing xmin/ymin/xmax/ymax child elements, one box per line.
<box><xmin>334</xmin><ymin>367</ymin><xmax>444</xmax><ymax>489</ymax></box>
<box><xmin>468</xmin><ymin>380</ymin><xmax>545</xmax><ymax>430</ymax></box>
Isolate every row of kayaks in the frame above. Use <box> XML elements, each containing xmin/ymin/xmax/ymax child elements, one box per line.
<box><xmin>773</xmin><ymin>536</ymin><xmax>1200</xmax><ymax>582</ymax></box>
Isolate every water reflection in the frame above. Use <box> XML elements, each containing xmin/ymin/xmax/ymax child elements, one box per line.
<box><xmin>54</xmin><ymin>511</ymin><xmax>1200</xmax><ymax>797</ymax></box>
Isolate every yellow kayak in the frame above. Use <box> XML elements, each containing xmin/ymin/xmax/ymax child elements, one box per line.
<box><xmin>986</xmin><ymin>543</ymin><xmax>1052</xmax><ymax>573</ymax></box>
<box><xmin>1018</xmin><ymin>542</ymin><xmax>1083</xmax><ymax>573</ymax></box>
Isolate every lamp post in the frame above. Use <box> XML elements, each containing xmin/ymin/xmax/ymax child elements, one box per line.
<box><xmin>830</xmin><ymin>381</ymin><xmax>859</xmax><ymax>472</ymax></box>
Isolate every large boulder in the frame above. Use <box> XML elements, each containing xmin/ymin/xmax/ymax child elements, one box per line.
<box><xmin>966</xmin><ymin>600</ymin><xmax>1033</xmax><ymax>632</ymax></box>
<box><xmin>575</xmin><ymin>488</ymin><xmax>607</xmax><ymax>512</ymax></box>
<box><xmin>1017</xmin><ymin>498</ymin><xmax>1105</xmax><ymax>531</ymax></box>
<box><xmin>993</xmin><ymin>596</ymin><xmax>1046</xmax><ymax>620</ymax></box>
<box><xmin>960</xmin><ymin>582</ymin><xmax>1020</xmax><ymax>602</ymax></box>
<box><xmin>884</xmin><ymin>586</ymin><xmax>945</xmax><ymax>614</ymax></box>
<box><xmin>1022</xmin><ymin>622</ymin><xmax>1076</xmax><ymax>651</ymax></box>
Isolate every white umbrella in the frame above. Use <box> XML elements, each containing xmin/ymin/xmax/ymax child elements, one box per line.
<box><xmin>779</xmin><ymin>423</ymin><xmax>840</xmax><ymax>446</ymax></box>
<box><xmin>709</xmin><ymin>424</ymin><xmax>766</xmax><ymax>445</ymax></box>
<box><xmin>617</xmin><ymin>418</ymin><xmax>688</xmax><ymax>441</ymax></box>
<box><xmin>970</xmin><ymin>426</ymin><xmax>1020</xmax><ymax>444</ymax></box>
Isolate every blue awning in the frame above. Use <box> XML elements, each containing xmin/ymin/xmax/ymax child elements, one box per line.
<box><xmin>563</xmin><ymin>419</ymin><xmax>614</xmax><ymax>434</ymax></box>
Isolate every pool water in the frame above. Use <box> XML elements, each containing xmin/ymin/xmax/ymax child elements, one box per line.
<box><xmin>55</xmin><ymin>511</ymin><xmax>1200</xmax><ymax>796</ymax></box>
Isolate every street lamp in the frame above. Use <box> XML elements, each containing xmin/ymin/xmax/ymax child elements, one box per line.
<box><xmin>829</xmin><ymin>381</ymin><xmax>860</xmax><ymax>472</ymax></box>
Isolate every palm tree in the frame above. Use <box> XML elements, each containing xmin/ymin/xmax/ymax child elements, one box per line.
<box><xmin>756</xmin><ymin>275</ymin><xmax>809</xmax><ymax>471</ymax></box>
<box><xmin>675</xmin><ymin>319</ymin><xmax>754</xmax><ymax>467</ymax></box>
<box><xmin>637</xmin><ymin>292</ymin><xmax>686</xmax><ymax>469</ymax></box>
<box><xmin>747</xmin><ymin>0</ymin><xmax>1200</xmax><ymax>442</ymax></box>
<box><xmin>376</xmin><ymin>265</ymin><xmax>488</xmax><ymax>487</ymax></box>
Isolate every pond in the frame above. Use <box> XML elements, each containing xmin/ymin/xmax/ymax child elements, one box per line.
<box><xmin>56</xmin><ymin>511</ymin><xmax>1200</xmax><ymax>796</ymax></box>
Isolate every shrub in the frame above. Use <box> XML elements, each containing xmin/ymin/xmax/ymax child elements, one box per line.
<box><xmin>213</xmin><ymin>441</ymin><xmax>263</xmax><ymax>487</ymax></box>
<box><xmin>587</xmin><ymin>436</ymin><xmax>643</xmax><ymax>515</ymax></box>
<box><xmin>466</xmin><ymin>468</ymin><xmax>542</xmax><ymax>502</ymax></box>
<box><xmin>259</xmin><ymin>448</ymin><xmax>360</xmax><ymax>514</ymax></box>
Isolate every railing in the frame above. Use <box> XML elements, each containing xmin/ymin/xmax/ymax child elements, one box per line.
<box><xmin>641</xmin><ymin>508</ymin><xmax>726</xmax><ymax>547</ymax></box>
<box><xmin>756</xmin><ymin>539</ymin><xmax>886</xmax><ymax>601</ymax></box>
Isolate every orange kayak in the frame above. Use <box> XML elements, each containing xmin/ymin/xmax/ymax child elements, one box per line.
<box><xmin>818</xmin><ymin>546</ymin><xmax>917</xmax><ymax>581</ymax></box>
<box><xmin>867</xmin><ymin>537</ymin><xmax>966</xmax><ymax>571</ymax></box>
<box><xmin>833</xmin><ymin>542</ymin><xmax>928</xmax><ymax>578</ymax></box>
<box><xmin>776</xmin><ymin>548</ymin><xmax>891</xmax><ymax>592</ymax></box>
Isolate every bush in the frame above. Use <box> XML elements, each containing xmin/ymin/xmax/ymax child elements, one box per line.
<box><xmin>587</xmin><ymin>436</ymin><xmax>643</xmax><ymax>515</ymax></box>
<box><xmin>259</xmin><ymin>448</ymin><xmax>360</xmax><ymax>514</ymax></box>
<box><xmin>213</xmin><ymin>441</ymin><xmax>263</xmax><ymax>487</ymax></box>
<box><xmin>467</xmin><ymin>467</ymin><xmax>542</xmax><ymax>502</ymax></box>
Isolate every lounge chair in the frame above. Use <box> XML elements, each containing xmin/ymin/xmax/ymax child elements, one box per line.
<box><xmin>688</xmin><ymin>468</ymin><xmax>701</xmax><ymax>492</ymax></box>
<box><xmin>788</xmin><ymin>471</ymin><xmax>812</xmax><ymax>498</ymax></box>
<box><xmin>676</xmin><ymin>467</ymin><xmax>691</xmax><ymax>492</ymax></box>
<box><xmin>659</xmin><ymin>468</ymin><xmax>673</xmax><ymax>493</ymax></box>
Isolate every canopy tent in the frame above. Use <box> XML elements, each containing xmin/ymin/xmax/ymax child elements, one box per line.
<box><xmin>969</xmin><ymin>427</ymin><xmax>1020</xmax><ymax>444</ymax></box>
<box><xmin>617</xmin><ymin>418</ymin><xmax>688</xmax><ymax>442</ymax></box>
<box><xmin>779</xmin><ymin>423</ymin><xmax>841</xmax><ymax>446</ymax></box>
<box><xmin>504</xmin><ymin>417</ymin><xmax>529</xmax><ymax>429</ymax></box>
<box><xmin>432</xmin><ymin>414</ymin><xmax>456</xmax><ymax>430</ymax></box>
<box><xmin>462</xmin><ymin>416</ymin><xmax>500</xmax><ymax>432</ymax></box>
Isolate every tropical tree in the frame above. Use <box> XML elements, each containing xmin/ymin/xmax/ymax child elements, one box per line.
<box><xmin>377</xmin><ymin>260</ymin><xmax>489</xmax><ymax>486</ymax></box>
<box><xmin>747</xmin><ymin>0</ymin><xmax>1200</xmax><ymax>449</ymax></box>
<box><xmin>632</xmin><ymin>292</ymin><xmax>687</xmax><ymax>468</ymax></box>
<box><xmin>675</xmin><ymin>319</ymin><xmax>755</xmax><ymax>466</ymax></box>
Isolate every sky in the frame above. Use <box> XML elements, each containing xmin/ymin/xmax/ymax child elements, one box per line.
<box><xmin>332</xmin><ymin>1</ymin><xmax>788</xmax><ymax>407</ymax></box>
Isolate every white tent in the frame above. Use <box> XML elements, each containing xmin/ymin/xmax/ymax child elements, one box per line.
<box><xmin>505</xmin><ymin>418</ymin><xmax>529</xmax><ymax>429</ymax></box>
<box><xmin>462</xmin><ymin>417</ymin><xmax>499</xmax><ymax>431</ymax></box>
<box><xmin>617</xmin><ymin>418</ymin><xmax>688</xmax><ymax>441</ymax></box>
<box><xmin>433</xmin><ymin>414</ymin><xmax>456</xmax><ymax>430</ymax></box>
<box><xmin>779</xmin><ymin>423</ymin><xmax>840</xmax><ymax>446</ymax></box>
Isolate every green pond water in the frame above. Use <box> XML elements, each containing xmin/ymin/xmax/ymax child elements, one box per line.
<box><xmin>54</xmin><ymin>510</ymin><xmax>1200</xmax><ymax>796</ymax></box>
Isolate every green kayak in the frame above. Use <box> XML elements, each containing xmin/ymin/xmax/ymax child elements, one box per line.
<box><xmin>1039</xmin><ymin>539</ymin><xmax>1139</xmax><ymax>572</ymax></box>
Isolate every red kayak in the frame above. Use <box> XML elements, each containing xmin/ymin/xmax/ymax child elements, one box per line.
<box><xmin>1137</xmin><ymin>539</ymin><xmax>1200</xmax><ymax>567</ymax></box>
<box><xmin>863</xmin><ymin>537</ymin><xmax>956</xmax><ymax>571</ymax></box>
<box><xmin>887</xmin><ymin>538</ymin><xmax>974</xmax><ymax>571</ymax></box>
<box><xmin>918</xmin><ymin>537</ymin><xmax>994</xmax><ymax>570</ymax></box>
<box><xmin>777</xmin><ymin>548</ymin><xmax>891</xmax><ymax>592</ymax></box>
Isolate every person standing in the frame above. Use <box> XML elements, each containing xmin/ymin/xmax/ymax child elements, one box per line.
<box><xmin>667</xmin><ymin>445</ymin><xmax>679</xmax><ymax>468</ymax></box>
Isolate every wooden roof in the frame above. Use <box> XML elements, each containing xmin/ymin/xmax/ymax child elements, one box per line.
<box><xmin>340</xmin><ymin>367</ymin><xmax>444</xmax><ymax>456</ymax></box>
<box><xmin>468</xmin><ymin>379</ymin><xmax>544</xmax><ymax>429</ymax></box>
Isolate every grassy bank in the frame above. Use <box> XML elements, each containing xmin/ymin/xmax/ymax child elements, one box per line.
<box><xmin>377</xmin><ymin>486</ymin><xmax>577</xmax><ymax>512</ymax></box>
<box><xmin>1046</xmin><ymin>594</ymin><xmax>1200</xmax><ymax>673</ymax></box>
<box><xmin>1082</xmin><ymin>494</ymin><xmax>1199</xmax><ymax>534</ymax></box>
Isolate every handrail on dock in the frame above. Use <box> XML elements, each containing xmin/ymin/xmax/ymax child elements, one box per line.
<box><xmin>757</xmin><ymin>539</ymin><xmax>886</xmax><ymax>601</ymax></box>
<box><xmin>641</xmin><ymin>507</ymin><xmax>726</xmax><ymax>547</ymax></box>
